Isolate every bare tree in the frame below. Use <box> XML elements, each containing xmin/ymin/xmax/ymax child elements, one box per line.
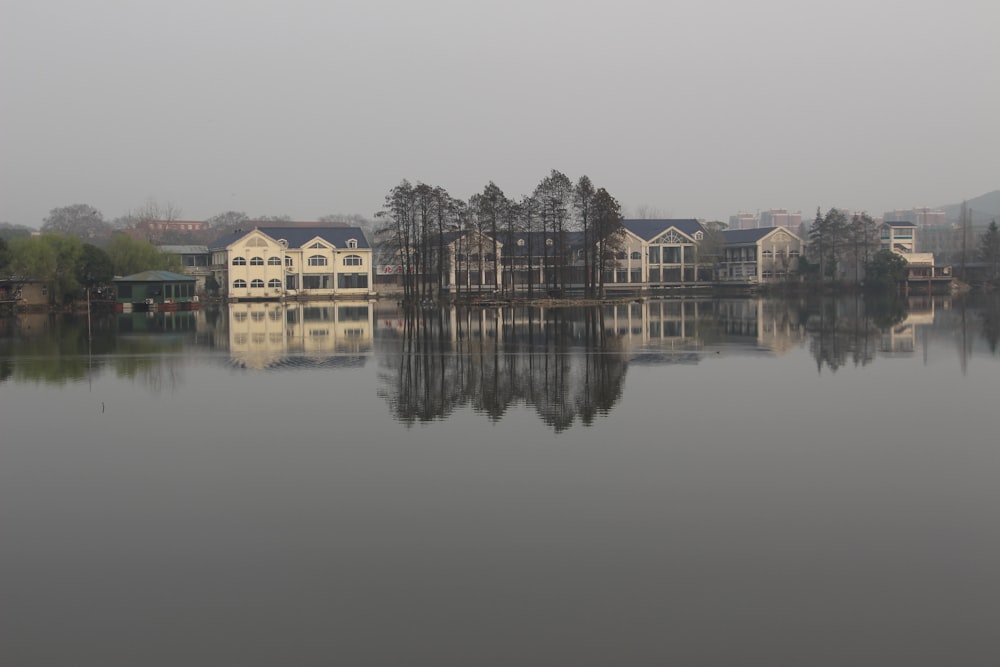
<box><xmin>41</xmin><ymin>204</ymin><xmax>112</xmax><ymax>241</ymax></box>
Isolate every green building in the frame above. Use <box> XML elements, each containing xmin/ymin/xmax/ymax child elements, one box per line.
<box><xmin>113</xmin><ymin>270</ymin><xmax>198</xmax><ymax>311</ymax></box>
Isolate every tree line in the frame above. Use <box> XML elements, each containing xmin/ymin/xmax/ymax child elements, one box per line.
<box><xmin>374</xmin><ymin>170</ymin><xmax>626</xmax><ymax>301</ymax></box>
<box><xmin>0</xmin><ymin>234</ymin><xmax>180</xmax><ymax>305</ymax></box>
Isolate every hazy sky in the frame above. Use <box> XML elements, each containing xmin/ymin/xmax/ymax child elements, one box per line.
<box><xmin>2</xmin><ymin>0</ymin><xmax>998</xmax><ymax>227</ymax></box>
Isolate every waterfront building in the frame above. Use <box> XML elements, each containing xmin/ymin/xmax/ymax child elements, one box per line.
<box><xmin>209</xmin><ymin>226</ymin><xmax>374</xmax><ymax>301</ymax></box>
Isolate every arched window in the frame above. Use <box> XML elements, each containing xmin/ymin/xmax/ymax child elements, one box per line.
<box><xmin>268</xmin><ymin>279</ymin><xmax>281</xmax><ymax>288</ymax></box>
<box><xmin>267</xmin><ymin>256</ymin><xmax>281</xmax><ymax>265</ymax></box>
<box><xmin>343</xmin><ymin>254</ymin><xmax>363</xmax><ymax>266</ymax></box>
<box><xmin>517</xmin><ymin>239</ymin><xmax>525</xmax><ymax>246</ymax></box>
<box><xmin>631</xmin><ymin>251</ymin><xmax>641</xmax><ymax>260</ymax></box>
<box><xmin>250</xmin><ymin>279</ymin><xmax>265</xmax><ymax>288</ymax></box>
<box><xmin>250</xmin><ymin>256</ymin><xmax>264</xmax><ymax>266</ymax></box>
<box><xmin>232</xmin><ymin>257</ymin><xmax>246</xmax><ymax>266</ymax></box>
<box><xmin>307</xmin><ymin>255</ymin><xmax>328</xmax><ymax>266</ymax></box>
<box><xmin>233</xmin><ymin>279</ymin><xmax>247</xmax><ymax>288</ymax></box>
<box><xmin>545</xmin><ymin>238</ymin><xmax>553</xmax><ymax>246</ymax></box>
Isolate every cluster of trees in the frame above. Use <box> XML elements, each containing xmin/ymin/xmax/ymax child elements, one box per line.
<box><xmin>807</xmin><ymin>208</ymin><xmax>885</xmax><ymax>284</ymax></box>
<box><xmin>375</xmin><ymin>170</ymin><xmax>626</xmax><ymax>301</ymax></box>
<box><xmin>0</xmin><ymin>234</ymin><xmax>180</xmax><ymax>304</ymax></box>
<box><xmin>3</xmin><ymin>202</ymin><xmax>375</xmax><ymax>247</ymax></box>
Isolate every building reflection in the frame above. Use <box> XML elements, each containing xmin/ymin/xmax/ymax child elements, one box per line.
<box><xmin>225</xmin><ymin>301</ymin><xmax>373</xmax><ymax>369</ymax></box>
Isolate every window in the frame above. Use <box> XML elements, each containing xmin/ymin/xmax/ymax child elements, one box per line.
<box><xmin>517</xmin><ymin>239</ymin><xmax>525</xmax><ymax>246</ymax></box>
<box><xmin>267</xmin><ymin>256</ymin><xmax>281</xmax><ymax>265</ymax></box>
<box><xmin>347</xmin><ymin>239</ymin><xmax>358</xmax><ymax>249</ymax></box>
<box><xmin>251</xmin><ymin>311</ymin><xmax>265</xmax><ymax>321</ymax></box>
<box><xmin>268</xmin><ymin>279</ymin><xmax>281</xmax><ymax>288</ymax></box>
<box><xmin>694</xmin><ymin>231</ymin><xmax>704</xmax><ymax>241</ymax></box>
<box><xmin>309</xmin><ymin>242</ymin><xmax>325</xmax><ymax>249</ymax></box>
<box><xmin>233</xmin><ymin>311</ymin><xmax>247</xmax><ymax>322</ymax></box>
<box><xmin>232</xmin><ymin>256</ymin><xmax>246</xmax><ymax>265</ymax></box>
<box><xmin>250</xmin><ymin>256</ymin><xmax>264</xmax><ymax>266</ymax></box>
<box><xmin>545</xmin><ymin>238</ymin><xmax>553</xmax><ymax>246</ymax></box>
<box><xmin>338</xmin><ymin>273</ymin><xmax>369</xmax><ymax>289</ymax></box>
<box><xmin>343</xmin><ymin>254</ymin><xmax>363</xmax><ymax>266</ymax></box>
<box><xmin>307</xmin><ymin>255</ymin><xmax>328</xmax><ymax>266</ymax></box>
<box><xmin>285</xmin><ymin>256</ymin><xmax>293</xmax><ymax>267</ymax></box>
<box><xmin>630</xmin><ymin>251</ymin><xmax>641</xmax><ymax>260</ymax></box>
<box><xmin>762</xmin><ymin>250</ymin><xmax>773</xmax><ymax>258</ymax></box>
<box><xmin>233</xmin><ymin>279</ymin><xmax>247</xmax><ymax>288</ymax></box>
<box><xmin>250</xmin><ymin>279</ymin><xmax>265</xmax><ymax>288</ymax></box>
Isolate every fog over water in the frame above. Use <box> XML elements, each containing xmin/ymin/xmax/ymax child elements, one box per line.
<box><xmin>2</xmin><ymin>0</ymin><xmax>998</xmax><ymax>226</ymax></box>
<box><xmin>2</xmin><ymin>296</ymin><xmax>999</xmax><ymax>665</ymax></box>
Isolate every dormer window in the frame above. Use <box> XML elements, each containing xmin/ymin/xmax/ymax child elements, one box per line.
<box><xmin>694</xmin><ymin>231</ymin><xmax>704</xmax><ymax>240</ymax></box>
<box><xmin>517</xmin><ymin>239</ymin><xmax>525</xmax><ymax>247</ymax></box>
<box><xmin>545</xmin><ymin>238</ymin><xmax>553</xmax><ymax>246</ymax></box>
<box><xmin>347</xmin><ymin>239</ymin><xmax>358</xmax><ymax>249</ymax></box>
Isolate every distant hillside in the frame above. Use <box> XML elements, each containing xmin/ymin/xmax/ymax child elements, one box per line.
<box><xmin>939</xmin><ymin>190</ymin><xmax>1000</xmax><ymax>224</ymax></box>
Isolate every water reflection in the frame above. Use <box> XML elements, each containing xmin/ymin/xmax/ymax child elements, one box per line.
<box><xmin>2</xmin><ymin>295</ymin><xmax>997</xmax><ymax>394</ymax></box>
<box><xmin>223</xmin><ymin>301</ymin><xmax>373</xmax><ymax>369</ymax></box>
<box><xmin>375</xmin><ymin>306</ymin><xmax>628</xmax><ymax>431</ymax></box>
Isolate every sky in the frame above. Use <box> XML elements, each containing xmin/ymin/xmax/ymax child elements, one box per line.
<box><xmin>2</xmin><ymin>0</ymin><xmax>998</xmax><ymax>228</ymax></box>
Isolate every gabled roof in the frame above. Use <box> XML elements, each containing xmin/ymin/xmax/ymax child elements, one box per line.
<box><xmin>622</xmin><ymin>219</ymin><xmax>705</xmax><ymax>242</ymax></box>
<box><xmin>721</xmin><ymin>226</ymin><xmax>800</xmax><ymax>244</ymax></box>
<box><xmin>208</xmin><ymin>226</ymin><xmax>369</xmax><ymax>250</ymax></box>
<box><xmin>113</xmin><ymin>270</ymin><xmax>195</xmax><ymax>282</ymax></box>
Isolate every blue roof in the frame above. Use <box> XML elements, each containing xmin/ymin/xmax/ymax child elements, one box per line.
<box><xmin>622</xmin><ymin>219</ymin><xmax>705</xmax><ymax>241</ymax></box>
<box><xmin>113</xmin><ymin>270</ymin><xmax>195</xmax><ymax>282</ymax></box>
<box><xmin>722</xmin><ymin>227</ymin><xmax>790</xmax><ymax>244</ymax></box>
<box><xmin>209</xmin><ymin>226</ymin><xmax>370</xmax><ymax>250</ymax></box>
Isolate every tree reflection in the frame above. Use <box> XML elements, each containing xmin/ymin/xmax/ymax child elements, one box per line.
<box><xmin>378</xmin><ymin>306</ymin><xmax>628</xmax><ymax>431</ymax></box>
<box><xmin>804</xmin><ymin>295</ymin><xmax>907</xmax><ymax>372</ymax></box>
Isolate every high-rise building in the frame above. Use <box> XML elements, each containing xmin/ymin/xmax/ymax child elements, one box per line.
<box><xmin>883</xmin><ymin>207</ymin><xmax>947</xmax><ymax>227</ymax></box>
<box><xmin>729</xmin><ymin>211</ymin><xmax>758</xmax><ymax>230</ymax></box>
<box><xmin>759</xmin><ymin>209</ymin><xmax>803</xmax><ymax>230</ymax></box>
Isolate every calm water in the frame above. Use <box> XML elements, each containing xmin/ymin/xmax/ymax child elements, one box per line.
<box><xmin>2</xmin><ymin>296</ymin><xmax>999</xmax><ymax>666</ymax></box>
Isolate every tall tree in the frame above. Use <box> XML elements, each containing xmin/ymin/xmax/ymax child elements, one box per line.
<box><xmin>105</xmin><ymin>234</ymin><xmax>181</xmax><ymax>276</ymax></box>
<box><xmin>206</xmin><ymin>211</ymin><xmax>251</xmax><ymax>235</ymax></box>
<box><xmin>573</xmin><ymin>176</ymin><xmax>596</xmax><ymax>296</ymax></box>
<box><xmin>534</xmin><ymin>170</ymin><xmax>573</xmax><ymax>292</ymax></box>
<box><xmin>592</xmin><ymin>188</ymin><xmax>625</xmax><ymax>294</ymax></box>
<box><xmin>375</xmin><ymin>181</ymin><xmax>418</xmax><ymax>302</ymax></box>
<box><xmin>699</xmin><ymin>220</ymin><xmax>728</xmax><ymax>279</ymax></box>
<box><xmin>77</xmin><ymin>244</ymin><xmax>114</xmax><ymax>289</ymax></box>
<box><xmin>7</xmin><ymin>234</ymin><xmax>84</xmax><ymax>303</ymax></box>
<box><xmin>470</xmin><ymin>182</ymin><xmax>508</xmax><ymax>294</ymax></box>
<box><xmin>809</xmin><ymin>207</ymin><xmax>848</xmax><ymax>282</ymax></box>
<box><xmin>41</xmin><ymin>204</ymin><xmax>112</xmax><ymax>241</ymax></box>
<box><xmin>518</xmin><ymin>195</ymin><xmax>541</xmax><ymax>297</ymax></box>
<box><xmin>980</xmin><ymin>220</ymin><xmax>1000</xmax><ymax>281</ymax></box>
<box><xmin>847</xmin><ymin>212</ymin><xmax>880</xmax><ymax>283</ymax></box>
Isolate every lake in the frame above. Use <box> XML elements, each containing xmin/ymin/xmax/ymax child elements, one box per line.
<box><xmin>2</xmin><ymin>295</ymin><xmax>999</xmax><ymax>666</ymax></box>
